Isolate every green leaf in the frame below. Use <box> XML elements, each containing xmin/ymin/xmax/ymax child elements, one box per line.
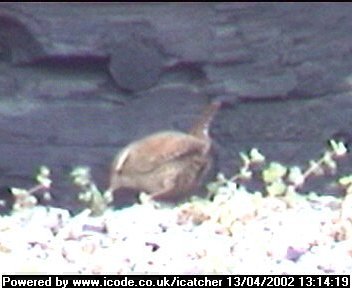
<box><xmin>266</xmin><ymin>179</ymin><xmax>287</xmax><ymax>197</ymax></box>
<box><xmin>249</xmin><ymin>148</ymin><xmax>265</xmax><ymax>163</ymax></box>
<box><xmin>338</xmin><ymin>175</ymin><xmax>352</xmax><ymax>186</ymax></box>
<box><xmin>329</xmin><ymin>139</ymin><xmax>348</xmax><ymax>157</ymax></box>
<box><xmin>262</xmin><ymin>162</ymin><xmax>287</xmax><ymax>183</ymax></box>
<box><xmin>287</xmin><ymin>166</ymin><xmax>305</xmax><ymax>186</ymax></box>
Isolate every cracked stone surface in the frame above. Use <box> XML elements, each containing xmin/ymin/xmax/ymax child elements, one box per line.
<box><xmin>0</xmin><ymin>3</ymin><xmax>352</xmax><ymax>211</ymax></box>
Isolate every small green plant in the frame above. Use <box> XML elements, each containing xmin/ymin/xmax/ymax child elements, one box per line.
<box><xmin>10</xmin><ymin>166</ymin><xmax>52</xmax><ymax>211</ymax></box>
<box><xmin>70</xmin><ymin>166</ymin><xmax>110</xmax><ymax>216</ymax></box>
<box><xmin>208</xmin><ymin>139</ymin><xmax>348</xmax><ymax>201</ymax></box>
<box><xmin>338</xmin><ymin>175</ymin><xmax>352</xmax><ymax>195</ymax></box>
<box><xmin>266</xmin><ymin>139</ymin><xmax>347</xmax><ymax>199</ymax></box>
<box><xmin>336</xmin><ymin>173</ymin><xmax>352</xmax><ymax>240</ymax></box>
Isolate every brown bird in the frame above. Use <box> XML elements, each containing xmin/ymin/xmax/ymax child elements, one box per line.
<box><xmin>106</xmin><ymin>101</ymin><xmax>222</xmax><ymax>203</ymax></box>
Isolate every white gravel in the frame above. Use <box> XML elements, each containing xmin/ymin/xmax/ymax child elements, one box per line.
<box><xmin>0</xmin><ymin>190</ymin><xmax>351</xmax><ymax>274</ymax></box>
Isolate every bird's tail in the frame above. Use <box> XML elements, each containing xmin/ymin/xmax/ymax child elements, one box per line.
<box><xmin>189</xmin><ymin>101</ymin><xmax>221</xmax><ymax>140</ymax></box>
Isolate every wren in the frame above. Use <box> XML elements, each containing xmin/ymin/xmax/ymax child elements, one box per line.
<box><xmin>106</xmin><ymin>101</ymin><xmax>221</xmax><ymax>203</ymax></box>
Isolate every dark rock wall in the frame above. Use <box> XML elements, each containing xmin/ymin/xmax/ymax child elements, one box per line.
<box><xmin>1</xmin><ymin>3</ymin><xmax>352</xmax><ymax>210</ymax></box>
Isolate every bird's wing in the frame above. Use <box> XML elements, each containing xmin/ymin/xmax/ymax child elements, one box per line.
<box><xmin>113</xmin><ymin>131</ymin><xmax>209</xmax><ymax>174</ymax></box>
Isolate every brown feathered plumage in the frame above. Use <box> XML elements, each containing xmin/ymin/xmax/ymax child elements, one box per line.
<box><xmin>107</xmin><ymin>101</ymin><xmax>221</xmax><ymax>201</ymax></box>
